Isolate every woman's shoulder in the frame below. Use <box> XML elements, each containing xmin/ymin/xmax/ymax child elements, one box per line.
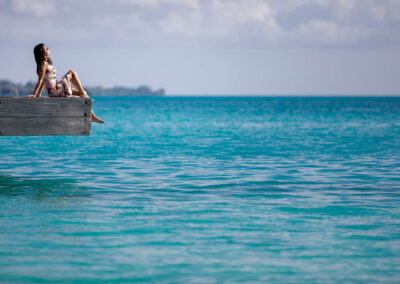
<box><xmin>39</xmin><ymin>61</ymin><xmax>50</xmax><ymax>69</ymax></box>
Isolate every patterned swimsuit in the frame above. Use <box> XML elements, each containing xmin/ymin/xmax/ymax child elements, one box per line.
<box><xmin>44</xmin><ymin>64</ymin><xmax>73</xmax><ymax>97</ymax></box>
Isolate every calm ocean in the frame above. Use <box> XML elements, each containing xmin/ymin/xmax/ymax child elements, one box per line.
<box><xmin>1</xmin><ymin>96</ymin><xmax>400</xmax><ymax>283</ymax></box>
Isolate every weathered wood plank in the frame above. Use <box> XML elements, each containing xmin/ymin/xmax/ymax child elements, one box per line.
<box><xmin>0</xmin><ymin>117</ymin><xmax>91</xmax><ymax>136</ymax></box>
<box><xmin>0</xmin><ymin>97</ymin><xmax>92</xmax><ymax>118</ymax></box>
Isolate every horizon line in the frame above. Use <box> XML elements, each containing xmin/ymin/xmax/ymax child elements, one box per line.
<box><xmin>160</xmin><ymin>94</ymin><xmax>400</xmax><ymax>97</ymax></box>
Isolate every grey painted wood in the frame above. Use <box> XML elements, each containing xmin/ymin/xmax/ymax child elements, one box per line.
<box><xmin>0</xmin><ymin>117</ymin><xmax>91</xmax><ymax>136</ymax></box>
<box><xmin>0</xmin><ymin>97</ymin><xmax>93</xmax><ymax>136</ymax></box>
<box><xmin>0</xmin><ymin>97</ymin><xmax>92</xmax><ymax>117</ymax></box>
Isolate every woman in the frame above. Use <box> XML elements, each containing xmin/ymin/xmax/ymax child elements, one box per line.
<box><xmin>28</xmin><ymin>43</ymin><xmax>104</xmax><ymax>123</ymax></box>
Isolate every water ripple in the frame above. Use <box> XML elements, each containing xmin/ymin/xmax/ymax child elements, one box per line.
<box><xmin>1</xmin><ymin>97</ymin><xmax>400</xmax><ymax>282</ymax></box>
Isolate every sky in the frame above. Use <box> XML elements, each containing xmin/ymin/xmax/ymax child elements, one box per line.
<box><xmin>0</xmin><ymin>0</ymin><xmax>399</xmax><ymax>95</ymax></box>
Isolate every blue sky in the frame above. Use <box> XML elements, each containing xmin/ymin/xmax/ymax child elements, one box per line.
<box><xmin>0</xmin><ymin>0</ymin><xmax>399</xmax><ymax>95</ymax></box>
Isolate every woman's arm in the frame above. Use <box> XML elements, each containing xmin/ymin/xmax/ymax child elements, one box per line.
<box><xmin>36</xmin><ymin>80</ymin><xmax>45</xmax><ymax>97</ymax></box>
<box><xmin>27</xmin><ymin>62</ymin><xmax>47</xmax><ymax>98</ymax></box>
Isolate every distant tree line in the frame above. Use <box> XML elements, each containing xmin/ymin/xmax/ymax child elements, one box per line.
<box><xmin>0</xmin><ymin>80</ymin><xmax>36</xmax><ymax>96</ymax></box>
<box><xmin>0</xmin><ymin>79</ymin><xmax>165</xmax><ymax>96</ymax></box>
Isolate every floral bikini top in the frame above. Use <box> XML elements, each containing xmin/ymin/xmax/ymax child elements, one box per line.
<box><xmin>44</xmin><ymin>64</ymin><xmax>57</xmax><ymax>83</ymax></box>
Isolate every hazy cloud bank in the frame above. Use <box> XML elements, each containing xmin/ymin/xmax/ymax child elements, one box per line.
<box><xmin>1</xmin><ymin>0</ymin><xmax>399</xmax><ymax>47</ymax></box>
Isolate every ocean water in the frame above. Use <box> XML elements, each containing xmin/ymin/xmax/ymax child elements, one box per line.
<box><xmin>0</xmin><ymin>96</ymin><xmax>400</xmax><ymax>283</ymax></box>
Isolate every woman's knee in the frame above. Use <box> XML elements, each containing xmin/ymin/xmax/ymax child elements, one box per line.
<box><xmin>69</xmin><ymin>69</ymin><xmax>76</xmax><ymax>76</ymax></box>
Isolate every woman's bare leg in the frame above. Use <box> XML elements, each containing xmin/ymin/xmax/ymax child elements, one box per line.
<box><xmin>69</xmin><ymin>70</ymin><xmax>89</xmax><ymax>98</ymax></box>
<box><xmin>72</xmin><ymin>88</ymin><xmax>87</xmax><ymax>97</ymax></box>
<box><xmin>71</xmin><ymin>88</ymin><xmax>104</xmax><ymax>123</ymax></box>
<box><xmin>91</xmin><ymin>112</ymin><xmax>104</xmax><ymax>123</ymax></box>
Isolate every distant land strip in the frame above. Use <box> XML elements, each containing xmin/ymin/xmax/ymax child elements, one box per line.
<box><xmin>0</xmin><ymin>79</ymin><xmax>165</xmax><ymax>96</ymax></box>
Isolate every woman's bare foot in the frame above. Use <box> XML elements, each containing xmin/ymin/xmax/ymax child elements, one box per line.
<box><xmin>92</xmin><ymin>113</ymin><xmax>105</xmax><ymax>123</ymax></box>
<box><xmin>81</xmin><ymin>90</ymin><xmax>90</xmax><ymax>98</ymax></box>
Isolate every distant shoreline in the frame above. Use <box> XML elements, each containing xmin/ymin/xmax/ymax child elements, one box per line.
<box><xmin>0</xmin><ymin>79</ymin><xmax>165</xmax><ymax>96</ymax></box>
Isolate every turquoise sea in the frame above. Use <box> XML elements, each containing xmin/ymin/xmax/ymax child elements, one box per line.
<box><xmin>1</xmin><ymin>96</ymin><xmax>400</xmax><ymax>283</ymax></box>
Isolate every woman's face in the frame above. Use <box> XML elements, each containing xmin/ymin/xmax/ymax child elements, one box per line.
<box><xmin>44</xmin><ymin>45</ymin><xmax>51</xmax><ymax>57</ymax></box>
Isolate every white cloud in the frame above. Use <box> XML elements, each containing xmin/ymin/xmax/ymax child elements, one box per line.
<box><xmin>293</xmin><ymin>20</ymin><xmax>369</xmax><ymax>45</ymax></box>
<box><xmin>212</xmin><ymin>0</ymin><xmax>272</xmax><ymax>23</ymax></box>
<box><xmin>113</xmin><ymin>0</ymin><xmax>198</xmax><ymax>8</ymax></box>
<box><xmin>158</xmin><ymin>0</ymin><xmax>282</xmax><ymax>40</ymax></box>
<box><xmin>160</xmin><ymin>9</ymin><xmax>204</xmax><ymax>36</ymax></box>
<box><xmin>210</xmin><ymin>0</ymin><xmax>281</xmax><ymax>38</ymax></box>
<box><xmin>387</xmin><ymin>0</ymin><xmax>400</xmax><ymax>20</ymax></box>
<box><xmin>266</xmin><ymin>0</ymin><xmax>329</xmax><ymax>12</ymax></box>
<box><xmin>333</xmin><ymin>0</ymin><xmax>356</xmax><ymax>18</ymax></box>
<box><xmin>11</xmin><ymin>0</ymin><xmax>55</xmax><ymax>17</ymax></box>
<box><xmin>370</xmin><ymin>5</ymin><xmax>385</xmax><ymax>20</ymax></box>
<box><xmin>267</xmin><ymin>0</ymin><xmax>356</xmax><ymax>17</ymax></box>
<box><xmin>0</xmin><ymin>0</ymin><xmax>399</xmax><ymax>48</ymax></box>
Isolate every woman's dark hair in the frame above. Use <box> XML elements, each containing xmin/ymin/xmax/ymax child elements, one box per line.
<box><xmin>34</xmin><ymin>43</ymin><xmax>52</xmax><ymax>75</ymax></box>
